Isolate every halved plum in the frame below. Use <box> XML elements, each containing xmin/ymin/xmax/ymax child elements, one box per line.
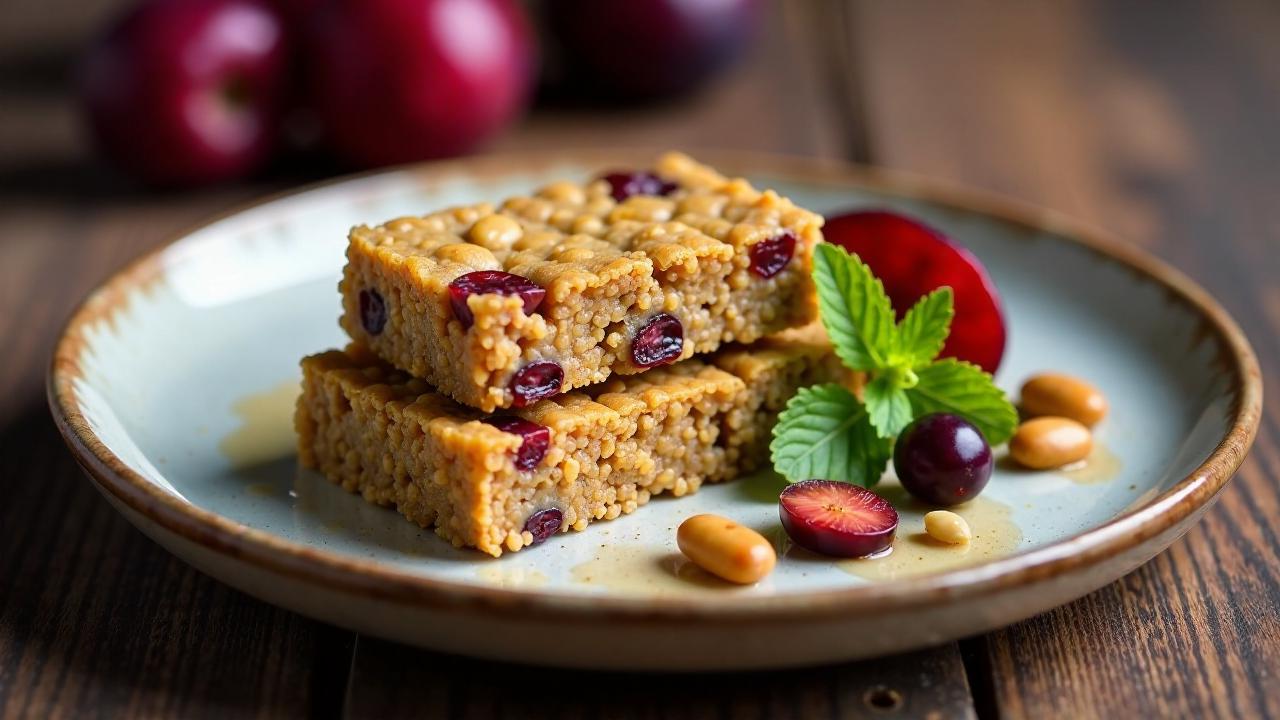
<box><xmin>779</xmin><ymin>480</ymin><xmax>898</xmax><ymax>558</ymax></box>
<box><xmin>823</xmin><ymin>210</ymin><xmax>1007</xmax><ymax>374</ymax></box>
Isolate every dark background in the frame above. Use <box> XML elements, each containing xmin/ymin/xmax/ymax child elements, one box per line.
<box><xmin>2</xmin><ymin>0</ymin><xmax>1278</xmax><ymax>717</ymax></box>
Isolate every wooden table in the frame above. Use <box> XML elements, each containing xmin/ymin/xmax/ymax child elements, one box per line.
<box><xmin>3</xmin><ymin>1</ymin><xmax>1277</xmax><ymax>717</ymax></box>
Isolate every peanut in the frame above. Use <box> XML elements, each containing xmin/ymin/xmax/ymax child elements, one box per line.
<box><xmin>469</xmin><ymin>214</ymin><xmax>523</xmax><ymax>249</ymax></box>
<box><xmin>538</xmin><ymin>180</ymin><xmax>585</xmax><ymax>204</ymax></box>
<box><xmin>677</xmin><ymin>514</ymin><xmax>776</xmax><ymax>584</ymax></box>
<box><xmin>1009</xmin><ymin>416</ymin><xmax>1093</xmax><ymax>470</ymax></box>
<box><xmin>1020</xmin><ymin>373</ymin><xmax>1108</xmax><ymax>426</ymax></box>
<box><xmin>924</xmin><ymin>511</ymin><xmax>972</xmax><ymax>545</ymax></box>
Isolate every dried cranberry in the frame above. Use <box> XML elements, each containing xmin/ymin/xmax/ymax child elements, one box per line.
<box><xmin>523</xmin><ymin>508</ymin><xmax>563</xmax><ymax>545</ymax></box>
<box><xmin>483</xmin><ymin>416</ymin><xmax>550</xmax><ymax>471</ymax></box>
<box><xmin>600</xmin><ymin>171</ymin><xmax>677</xmax><ymax>202</ymax></box>
<box><xmin>509</xmin><ymin>361</ymin><xmax>563</xmax><ymax>407</ymax></box>
<box><xmin>631</xmin><ymin>313</ymin><xmax>684</xmax><ymax>368</ymax></box>
<box><xmin>359</xmin><ymin>289</ymin><xmax>387</xmax><ymax>335</ymax></box>
<box><xmin>448</xmin><ymin>270</ymin><xmax>546</xmax><ymax>329</ymax></box>
<box><xmin>748</xmin><ymin>232</ymin><xmax>796</xmax><ymax>278</ymax></box>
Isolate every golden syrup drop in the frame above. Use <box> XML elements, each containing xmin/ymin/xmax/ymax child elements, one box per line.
<box><xmin>219</xmin><ymin>379</ymin><xmax>300</xmax><ymax>468</ymax></box>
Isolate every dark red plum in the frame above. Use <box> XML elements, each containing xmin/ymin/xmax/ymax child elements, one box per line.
<box><xmin>542</xmin><ymin>0</ymin><xmax>760</xmax><ymax>100</ymax></box>
<box><xmin>893</xmin><ymin>413</ymin><xmax>994</xmax><ymax>506</ymax></box>
<box><xmin>78</xmin><ymin>0</ymin><xmax>288</xmax><ymax>186</ymax></box>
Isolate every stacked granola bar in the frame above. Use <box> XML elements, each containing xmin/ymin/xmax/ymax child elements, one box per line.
<box><xmin>297</xmin><ymin>153</ymin><xmax>846</xmax><ymax>555</ymax></box>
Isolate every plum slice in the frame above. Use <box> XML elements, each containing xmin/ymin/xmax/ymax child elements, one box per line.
<box><xmin>779</xmin><ymin>480</ymin><xmax>898</xmax><ymax>558</ymax></box>
<box><xmin>824</xmin><ymin>210</ymin><xmax>1007</xmax><ymax>374</ymax></box>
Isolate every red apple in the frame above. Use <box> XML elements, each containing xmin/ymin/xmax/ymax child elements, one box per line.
<box><xmin>542</xmin><ymin>0</ymin><xmax>760</xmax><ymax>101</ymax></box>
<box><xmin>307</xmin><ymin>0</ymin><xmax>536</xmax><ymax>168</ymax></box>
<box><xmin>78</xmin><ymin>0</ymin><xmax>289</xmax><ymax>186</ymax></box>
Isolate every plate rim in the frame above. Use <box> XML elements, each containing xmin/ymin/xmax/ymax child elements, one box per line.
<box><xmin>47</xmin><ymin>148</ymin><xmax>1263</xmax><ymax>622</ymax></box>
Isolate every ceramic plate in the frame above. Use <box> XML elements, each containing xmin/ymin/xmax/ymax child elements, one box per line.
<box><xmin>50</xmin><ymin>151</ymin><xmax>1260</xmax><ymax>670</ymax></box>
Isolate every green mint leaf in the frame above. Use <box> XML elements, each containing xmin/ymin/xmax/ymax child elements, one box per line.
<box><xmin>863</xmin><ymin>375</ymin><xmax>915</xmax><ymax>438</ymax></box>
<box><xmin>896</xmin><ymin>287</ymin><xmax>954</xmax><ymax>367</ymax></box>
<box><xmin>770</xmin><ymin>384</ymin><xmax>892</xmax><ymax>487</ymax></box>
<box><xmin>812</xmin><ymin>243</ymin><xmax>897</xmax><ymax>371</ymax></box>
<box><xmin>904</xmin><ymin>359</ymin><xmax>1019</xmax><ymax>445</ymax></box>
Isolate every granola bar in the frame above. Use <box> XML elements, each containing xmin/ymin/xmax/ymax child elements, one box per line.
<box><xmin>295</xmin><ymin>328</ymin><xmax>850</xmax><ymax>556</ymax></box>
<box><xmin>339</xmin><ymin>152</ymin><xmax>822</xmax><ymax>412</ymax></box>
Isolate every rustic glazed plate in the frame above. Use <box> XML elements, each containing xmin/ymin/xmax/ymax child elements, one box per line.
<box><xmin>49</xmin><ymin>151</ymin><xmax>1260</xmax><ymax>670</ymax></box>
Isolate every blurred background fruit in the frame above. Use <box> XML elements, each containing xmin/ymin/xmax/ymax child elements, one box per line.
<box><xmin>305</xmin><ymin>0</ymin><xmax>536</xmax><ymax>168</ymax></box>
<box><xmin>78</xmin><ymin>0</ymin><xmax>289</xmax><ymax>187</ymax></box>
<box><xmin>539</xmin><ymin>0</ymin><xmax>760</xmax><ymax>102</ymax></box>
<box><xmin>73</xmin><ymin>0</ymin><xmax>761</xmax><ymax>183</ymax></box>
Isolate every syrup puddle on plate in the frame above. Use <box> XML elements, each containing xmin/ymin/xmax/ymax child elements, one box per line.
<box><xmin>1058</xmin><ymin>443</ymin><xmax>1122</xmax><ymax>484</ymax></box>
<box><xmin>246</xmin><ymin>482</ymin><xmax>278</xmax><ymax>497</ymax></box>
<box><xmin>219</xmin><ymin>379</ymin><xmax>300</xmax><ymax>469</ymax></box>
<box><xmin>571</xmin><ymin>544</ymin><xmax>740</xmax><ymax>595</ymax></box>
<box><xmin>838</xmin><ymin>481</ymin><xmax>1024</xmax><ymax>581</ymax></box>
<box><xmin>475</xmin><ymin>565</ymin><xmax>550</xmax><ymax>590</ymax></box>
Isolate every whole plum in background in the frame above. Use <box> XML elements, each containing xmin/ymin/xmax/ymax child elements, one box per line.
<box><xmin>78</xmin><ymin>0</ymin><xmax>289</xmax><ymax>186</ymax></box>
<box><xmin>306</xmin><ymin>0</ymin><xmax>536</xmax><ymax>169</ymax></box>
<box><xmin>541</xmin><ymin>0</ymin><xmax>760</xmax><ymax>101</ymax></box>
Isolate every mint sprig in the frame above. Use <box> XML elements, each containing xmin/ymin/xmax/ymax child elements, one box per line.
<box><xmin>770</xmin><ymin>244</ymin><xmax>1017</xmax><ymax>486</ymax></box>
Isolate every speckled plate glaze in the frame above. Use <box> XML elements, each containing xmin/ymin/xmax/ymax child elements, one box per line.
<box><xmin>50</xmin><ymin>151</ymin><xmax>1261</xmax><ymax>670</ymax></box>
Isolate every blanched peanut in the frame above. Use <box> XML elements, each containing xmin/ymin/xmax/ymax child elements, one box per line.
<box><xmin>1009</xmin><ymin>417</ymin><xmax>1093</xmax><ymax>470</ymax></box>
<box><xmin>538</xmin><ymin>180</ymin><xmax>585</xmax><ymax>204</ymax></box>
<box><xmin>1020</xmin><ymin>373</ymin><xmax>1108</xmax><ymax>426</ymax></box>
<box><xmin>677</xmin><ymin>514</ymin><xmax>776</xmax><ymax>584</ymax></box>
<box><xmin>469</xmin><ymin>214</ymin><xmax>523</xmax><ymax>249</ymax></box>
<box><xmin>924</xmin><ymin>511</ymin><xmax>971</xmax><ymax>545</ymax></box>
<box><xmin>434</xmin><ymin>243</ymin><xmax>498</xmax><ymax>268</ymax></box>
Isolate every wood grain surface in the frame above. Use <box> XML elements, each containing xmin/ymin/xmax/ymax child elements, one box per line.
<box><xmin>1</xmin><ymin>1</ymin><xmax>1275</xmax><ymax>718</ymax></box>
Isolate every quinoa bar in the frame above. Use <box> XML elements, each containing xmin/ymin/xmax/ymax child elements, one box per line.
<box><xmin>295</xmin><ymin>328</ymin><xmax>851</xmax><ymax>556</ymax></box>
<box><xmin>340</xmin><ymin>152</ymin><xmax>822</xmax><ymax>412</ymax></box>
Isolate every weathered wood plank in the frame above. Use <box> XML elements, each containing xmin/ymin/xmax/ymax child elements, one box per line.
<box><xmin>343</xmin><ymin>636</ymin><xmax>975</xmax><ymax>720</ymax></box>
<box><xmin>0</xmin><ymin>198</ymin><xmax>357</xmax><ymax>719</ymax></box>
